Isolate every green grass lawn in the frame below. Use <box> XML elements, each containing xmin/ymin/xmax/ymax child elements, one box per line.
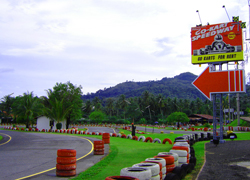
<box><xmin>2</xmin><ymin>126</ymin><xmax>250</xmax><ymax>179</ymax></box>
<box><xmin>73</xmin><ymin>134</ymin><xmax>180</xmax><ymax>180</ymax></box>
<box><xmin>0</xmin><ymin>135</ymin><xmax>2</xmax><ymax>141</ymax></box>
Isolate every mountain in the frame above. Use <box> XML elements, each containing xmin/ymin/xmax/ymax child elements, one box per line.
<box><xmin>82</xmin><ymin>72</ymin><xmax>205</xmax><ymax>100</ymax></box>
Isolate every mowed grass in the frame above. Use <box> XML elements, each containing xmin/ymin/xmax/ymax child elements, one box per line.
<box><xmin>73</xmin><ymin>133</ymin><xmax>182</xmax><ymax>180</ymax></box>
<box><xmin>0</xmin><ymin>135</ymin><xmax>3</xmax><ymax>141</ymax></box>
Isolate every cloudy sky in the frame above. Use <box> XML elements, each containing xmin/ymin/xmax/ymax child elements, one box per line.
<box><xmin>0</xmin><ymin>0</ymin><xmax>249</xmax><ymax>98</ymax></box>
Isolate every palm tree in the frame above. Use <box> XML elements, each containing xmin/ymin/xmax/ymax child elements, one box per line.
<box><xmin>44</xmin><ymin>98</ymin><xmax>72</xmax><ymax>129</ymax></box>
<box><xmin>0</xmin><ymin>94</ymin><xmax>14</xmax><ymax>123</ymax></box>
<box><xmin>12</xmin><ymin>92</ymin><xmax>43</xmax><ymax>128</ymax></box>
<box><xmin>119</xmin><ymin>94</ymin><xmax>130</xmax><ymax>120</ymax></box>
<box><xmin>106</xmin><ymin>98</ymin><xmax>114</xmax><ymax>117</ymax></box>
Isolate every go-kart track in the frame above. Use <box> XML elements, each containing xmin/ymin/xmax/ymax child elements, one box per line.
<box><xmin>0</xmin><ymin>126</ymin><xmax>115</xmax><ymax>180</ymax></box>
<box><xmin>1</xmin><ymin>126</ymin><xmax>250</xmax><ymax>180</ymax></box>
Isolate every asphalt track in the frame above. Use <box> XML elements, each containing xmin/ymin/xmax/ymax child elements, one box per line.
<box><xmin>0</xmin><ymin>127</ymin><xmax>116</xmax><ymax>180</ymax></box>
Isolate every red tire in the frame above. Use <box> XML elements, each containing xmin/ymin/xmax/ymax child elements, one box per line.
<box><xmin>105</xmin><ymin>176</ymin><xmax>139</xmax><ymax>180</ymax></box>
<box><xmin>94</xmin><ymin>150</ymin><xmax>104</xmax><ymax>155</ymax></box>
<box><xmin>56</xmin><ymin>169</ymin><xmax>76</xmax><ymax>177</ymax></box>
<box><xmin>166</xmin><ymin>163</ymin><xmax>175</xmax><ymax>172</ymax></box>
<box><xmin>121</xmin><ymin>134</ymin><xmax>127</xmax><ymax>138</ymax></box>
<box><xmin>103</xmin><ymin>139</ymin><xmax>110</xmax><ymax>144</ymax></box>
<box><xmin>112</xmin><ymin>133</ymin><xmax>117</xmax><ymax>137</ymax></box>
<box><xmin>162</xmin><ymin>138</ymin><xmax>173</xmax><ymax>144</ymax></box>
<box><xmin>103</xmin><ymin>133</ymin><xmax>110</xmax><ymax>138</ymax></box>
<box><xmin>56</xmin><ymin>163</ymin><xmax>76</xmax><ymax>171</ymax></box>
<box><xmin>172</xmin><ymin>146</ymin><xmax>189</xmax><ymax>153</ymax></box>
<box><xmin>94</xmin><ymin>141</ymin><xmax>104</xmax><ymax>145</ymax></box>
<box><xmin>57</xmin><ymin>149</ymin><xmax>76</xmax><ymax>157</ymax></box>
<box><xmin>132</xmin><ymin>136</ymin><xmax>138</xmax><ymax>140</ymax></box>
<box><xmin>154</xmin><ymin>155</ymin><xmax>175</xmax><ymax>165</ymax></box>
<box><xmin>144</xmin><ymin>137</ymin><xmax>153</xmax><ymax>143</ymax></box>
<box><xmin>57</xmin><ymin>157</ymin><xmax>76</xmax><ymax>164</ymax></box>
<box><xmin>94</xmin><ymin>144</ymin><xmax>104</xmax><ymax>149</ymax></box>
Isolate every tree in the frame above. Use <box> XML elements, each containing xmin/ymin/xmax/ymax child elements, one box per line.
<box><xmin>0</xmin><ymin>94</ymin><xmax>15</xmax><ymax>123</ymax></box>
<box><xmin>12</xmin><ymin>92</ymin><xmax>43</xmax><ymax>128</ymax></box>
<box><xmin>43</xmin><ymin>98</ymin><xmax>72</xmax><ymax>129</ymax></box>
<box><xmin>167</xmin><ymin>112</ymin><xmax>189</xmax><ymax>128</ymax></box>
<box><xmin>106</xmin><ymin>98</ymin><xmax>115</xmax><ymax>117</ymax></box>
<box><xmin>89</xmin><ymin>110</ymin><xmax>105</xmax><ymax>124</ymax></box>
<box><xmin>46</xmin><ymin>82</ymin><xmax>83</xmax><ymax>129</ymax></box>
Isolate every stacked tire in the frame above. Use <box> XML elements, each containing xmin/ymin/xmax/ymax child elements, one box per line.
<box><xmin>132</xmin><ymin>162</ymin><xmax>161</xmax><ymax>179</ymax></box>
<box><xmin>56</xmin><ymin>149</ymin><xmax>77</xmax><ymax>177</ymax></box>
<box><xmin>103</xmin><ymin>133</ymin><xmax>110</xmax><ymax>144</ymax></box>
<box><xmin>94</xmin><ymin>140</ymin><xmax>104</xmax><ymax>155</ymax></box>
<box><xmin>145</xmin><ymin>157</ymin><xmax>166</xmax><ymax>179</ymax></box>
<box><xmin>158</xmin><ymin>152</ymin><xmax>179</xmax><ymax>169</ymax></box>
<box><xmin>120</xmin><ymin>167</ymin><xmax>152</xmax><ymax>180</ymax></box>
<box><xmin>154</xmin><ymin>154</ymin><xmax>175</xmax><ymax>177</ymax></box>
<box><xmin>170</xmin><ymin>146</ymin><xmax>189</xmax><ymax>166</ymax></box>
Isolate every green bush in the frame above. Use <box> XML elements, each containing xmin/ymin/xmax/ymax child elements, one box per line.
<box><xmin>204</xmin><ymin>123</ymin><xmax>210</xmax><ymax>128</ymax></box>
<box><xmin>56</xmin><ymin>122</ymin><xmax>62</xmax><ymax>130</ymax></box>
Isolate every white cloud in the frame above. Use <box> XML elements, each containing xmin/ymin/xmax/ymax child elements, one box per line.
<box><xmin>0</xmin><ymin>0</ymin><xmax>249</xmax><ymax>98</ymax></box>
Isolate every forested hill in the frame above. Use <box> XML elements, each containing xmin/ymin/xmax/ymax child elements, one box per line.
<box><xmin>82</xmin><ymin>72</ymin><xmax>206</xmax><ymax>101</ymax></box>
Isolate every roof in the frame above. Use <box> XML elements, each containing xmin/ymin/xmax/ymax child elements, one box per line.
<box><xmin>240</xmin><ymin>117</ymin><xmax>250</xmax><ymax>123</ymax></box>
<box><xmin>188</xmin><ymin>114</ymin><xmax>215</xmax><ymax>120</ymax></box>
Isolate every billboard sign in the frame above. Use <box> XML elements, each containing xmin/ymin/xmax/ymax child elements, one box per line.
<box><xmin>191</xmin><ymin>21</ymin><xmax>243</xmax><ymax>64</ymax></box>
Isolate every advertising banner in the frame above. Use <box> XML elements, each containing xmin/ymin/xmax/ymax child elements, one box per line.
<box><xmin>191</xmin><ymin>22</ymin><xmax>243</xmax><ymax>64</ymax></box>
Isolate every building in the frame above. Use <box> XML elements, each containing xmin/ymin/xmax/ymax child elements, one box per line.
<box><xmin>188</xmin><ymin>114</ymin><xmax>215</xmax><ymax>124</ymax></box>
<box><xmin>36</xmin><ymin>116</ymin><xmax>66</xmax><ymax>130</ymax></box>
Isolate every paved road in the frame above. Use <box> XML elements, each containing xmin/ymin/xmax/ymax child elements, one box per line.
<box><xmin>0</xmin><ymin>127</ymin><xmax>114</xmax><ymax>180</ymax></box>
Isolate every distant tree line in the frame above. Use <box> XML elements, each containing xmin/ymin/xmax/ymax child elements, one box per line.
<box><xmin>1</xmin><ymin>82</ymin><xmax>250</xmax><ymax>126</ymax></box>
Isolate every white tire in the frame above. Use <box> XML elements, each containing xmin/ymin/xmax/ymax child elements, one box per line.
<box><xmin>127</xmin><ymin>134</ymin><xmax>132</xmax><ymax>139</ymax></box>
<box><xmin>138</xmin><ymin>135</ymin><xmax>146</xmax><ymax>142</ymax></box>
<box><xmin>110</xmin><ymin>133</ymin><xmax>113</xmax><ymax>136</ymax></box>
<box><xmin>157</xmin><ymin>152</ymin><xmax>179</xmax><ymax>161</ymax></box>
<box><xmin>145</xmin><ymin>157</ymin><xmax>166</xmax><ymax>167</ymax></box>
<box><xmin>151</xmin><ymin>174</ymin><xmax>160</xmax><ymax>180</ymax></box>
<box><xmin>178</xmin><ymin>157</ymin><xmax>187</xmax><ymax>163</ymax></box>
<box><xmin>162</xmin><ymin>166</ymin><xmax>166</xmax><ymax>174</ymax></box>
<box><xmin>120</xmin><ymin>167</ymin><xmax>152</xmax><ymax>180</ymax></box>
<box><xmin>152</xmin><ymin>138</ymin><xmax>161</xmax><ymax>144</ymax></box>
<box><xmin>116</xmin><ymin>133</ymin><xmax>122</xmax><ymax>137</ymax></box>
<box><xmin>174</xmin><ymin>142</ymin><xmax>189</xmax><ymax>146</ymax></box>
<box><xmin>162</xmin><ymin>174</ymin><xmax>166</xmax><ymax>180</ymax></box>
<box><xmin>174</xmin><ymin>160</ymin><xmax>179</xmax><ymax>167</ymax></box>
<box><xmin>132</xmin><ymin>163</ymin><xmax>160</xmax><ymax>176</ymax></box>
<box><xmin>170</xmin><ymin>149</ymin><xmax>187</xmax><ymax>157</ymax></box>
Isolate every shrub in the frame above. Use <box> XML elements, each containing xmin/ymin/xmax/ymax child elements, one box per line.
<box><xmin>56</xmin><ymin>123</ymin><xmax>62</xmax><ymax>130</ymax></box>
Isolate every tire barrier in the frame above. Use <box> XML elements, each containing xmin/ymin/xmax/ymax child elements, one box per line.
<box><xmin>144</xmin><ymin>137</ymin><xmax>153</xmax><ymax>143</ymax></box>
<box><xmin>132</xmin><ymin>162</ymin><xmax>160</xmax><ymax>177</ymax></box>
<box><xmin>162</xmin><ymin>138</ymin><xmax>173</xmax><ymax>145</ymax></box>
<box><xmin>120</xmin><ymin>167</ymin><xmax>152</xmax><ymax>180</ymax></box>
<box><xmin>164</xmin><ymin>172</ymin><xmax>180</xmax><ymax>180</ymax></box>
<box><xmin>138</xmin><ymin>136</ymin><xmax>146</xmax><ymax>142</ymax></box>
<box><xmin>56</xmin><ymin>149</ymin><xmax>76</xmax><ymax>177</ymax></box>
<box><xmin>154</xmin><ymin>155</ymin><xmax>175</xmax><ymax>165</ymax></box>
<box><xmin>102</xmin><ymin>133</ymin><xmax>110</xmax><ymax>144</ymax></box>
<box><xmin>158</xmin><ymin>152</ymin><xmax>179</xmax><ymax>168</ymax></box>
<box><xmin>141</xmin><ymin>161</ymin><xmax>162</xmax><ymax>179</ymax></box>
<box><xmin>105</xmin><ymin>176</ymin><xmax>139</xmax><ymax>180</ymax></box>
<box><xmin>94</xmin><ymin>140</ymin><xmax>104</xmax><ymax>155</ymax></box>
<box><xmin>132</xmin><ymin>136</ymin><xmax>138</xmax><ymax>140</ymax></box>
<box><xmin>127</xmin><ymin>134</ymin><xmax>132</xmax><ymax>139</ymax></box>
<box><xmin>121</xmin><ymin>134</ymin><xmax>127</xmax><ymax>138</ymax></box>
<box><xmin>152</xmin><ymin>138</ymin><xmax>161</xmax><ymax>144</ymax></box>
<box><xmin>172</xmin><ymin>166</ymin><xmax>186</xmax><ymax>179</ymax></box>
